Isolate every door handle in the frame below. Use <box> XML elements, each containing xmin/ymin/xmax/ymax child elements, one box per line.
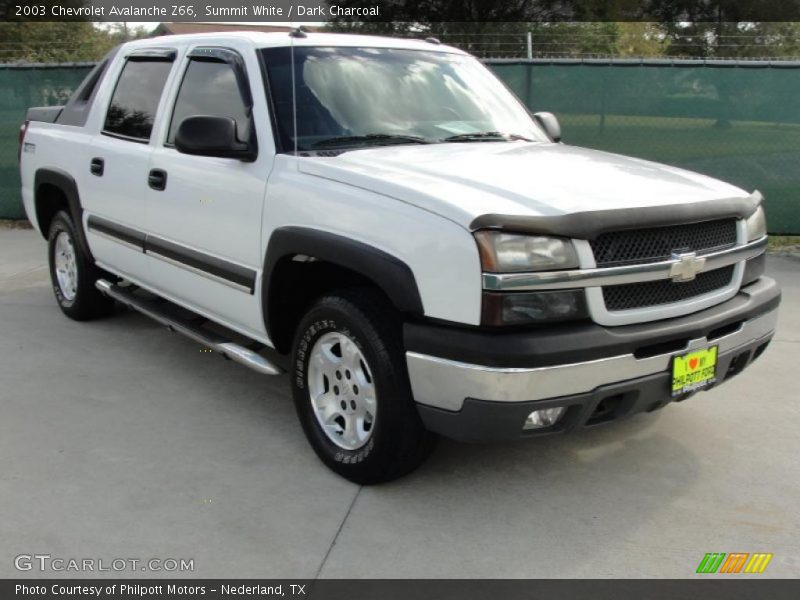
<box><xmin>148</xmin><ymin>169</ymin><xmax>167</xmax><ymax>191</ymax></box>
<box><xmin>90</xmin><ymin>157</ymin><xmax>104</xmax><ymax>176</ymax></box>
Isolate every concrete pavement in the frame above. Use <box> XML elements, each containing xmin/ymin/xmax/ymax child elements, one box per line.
<box><xmin>0</xmin><ymin>228</ymin><xmax>798</xmax><ymax>578</ymax></box>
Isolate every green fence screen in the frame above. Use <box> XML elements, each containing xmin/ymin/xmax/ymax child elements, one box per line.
<box><xmin>1</xmin><ymin>60</ymin><xmax>799</xmax><ymax>233</ymax></box>
<box><xmin>0</xmin><ymin>64</ymin><xmax>92</xmax><ymax>219</ymax></box>
<box><xmin>489</xmin><ymin>59</ymin><xmax>800</xmax><ymax>234</ymax></box>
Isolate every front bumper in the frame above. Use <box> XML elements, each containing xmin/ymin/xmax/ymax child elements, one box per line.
<box><xmin>405</xmin><ymin>277</ymin><xmax>780</xmax><ymax>443</ymax></box>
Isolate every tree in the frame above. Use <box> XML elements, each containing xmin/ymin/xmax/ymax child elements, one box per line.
<box><xmin>647</xmin><ymin>1</ymin><xmax>800</xmax><ymax>58</ymax></box>
<box><xmin>326</xmin><ymin>0</ymin><xmax>649</xmax><ymax>25</ymax></box>
<box><xmin>324</xmin><ymin>2</ymin><xmax>654</xmax><ymax>58</ymax></box>
<box><xmin>327</xmin><ymin>1</ymin><xmax>800</xmax><ymax>60</ymax></box>
<box><xmin>0</xmin><ymin>22</ymin><xmax>150</xmax><ymax>63</ymax></box>
<box><xmin>326</xmin><ymin>19</ymin><xmax>652</xmax><ymax>59</ymax></box>
<box><xmin>529</xmin><ymin>22</ymin><xmax>620</xmax><ymax>57</ymax></box>
<box><xmin>615</xmin><ymin>22</ymin><xmax>669</xmax><ymax>57</ymax></box>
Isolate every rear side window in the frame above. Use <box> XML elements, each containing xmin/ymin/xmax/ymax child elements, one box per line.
<box><xmin>58</xmin><ymin>49</ymin><xmax>117</xmax><ymax>127</ymax></box>
<box><xmin>104</xmin><ymin>59</ymin><xmax>173</xmax><ymax>141</ymax></box>
<box><xmin>167</xmin><ymin>59</ymin><xmax>250</xmax><ymax>144</ymax></box>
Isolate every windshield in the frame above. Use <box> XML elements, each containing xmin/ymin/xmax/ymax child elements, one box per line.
<box><xmin>260</xmin><ymin>46</ymin><xmax>548</xmax><ymax>152</ymax></box>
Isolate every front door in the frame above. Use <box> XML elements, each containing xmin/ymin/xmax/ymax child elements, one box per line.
<box><xmin>144</xmin><ymin>46</ymin><xmax>273</xmax><ymax>341</ymax></box>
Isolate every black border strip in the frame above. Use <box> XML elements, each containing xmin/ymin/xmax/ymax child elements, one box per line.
<box><xmin>86</xmin><ymin>215</ymin><xmax>256</xmax><ymax>294</ymax></box>
<box><xmin>145</xmin><ymin>236</ymin><xmax>256</xmax><ymax>294</ymax></box>
<box><xmin>87</xmin><ymin>215</ymin><xmax>145</xmax><ymax>250</ymax></box>
<box><xmin>9</xmin><ymin>0</ymin><xmax>800</xmax><ymax>22</ymax></box>
<box><xmin>2</xmin><ymin>579</ymin><xmax>798</xmax><ymax>599</ymax></box>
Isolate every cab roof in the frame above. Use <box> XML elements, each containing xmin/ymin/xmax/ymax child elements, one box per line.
<box><xmin>122</xmin><ymin>31</ymin><xmax>467</xmax><ymax>55</ymax></box>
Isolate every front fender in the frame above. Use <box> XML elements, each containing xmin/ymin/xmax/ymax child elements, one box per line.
<box><xmin>261</xmin><ymin>226</ymin><xmax>424</xmax><ymax>341</ymax></box>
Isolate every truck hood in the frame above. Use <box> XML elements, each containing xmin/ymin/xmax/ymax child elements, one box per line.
<box><xmin>298</xmin><ymin>142</ymin><xmax>753</xmax><ymax>237</ymax></box>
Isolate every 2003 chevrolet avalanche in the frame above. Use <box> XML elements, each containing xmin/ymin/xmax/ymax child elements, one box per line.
<box><xmin>19</xmin><ymin>32</ymin><xmax>780</xmax><ymax>483</ymax></box>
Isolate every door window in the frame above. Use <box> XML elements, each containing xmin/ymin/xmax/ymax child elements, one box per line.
<box><xmin>167</xmin><ymin>58</ymin><xmax>251</xmax><ymax>144</ymax></box>
<box><xmin>103</xmin><ymin>59</ymin><xmax>173</xmax><ymax>141</ymax></box>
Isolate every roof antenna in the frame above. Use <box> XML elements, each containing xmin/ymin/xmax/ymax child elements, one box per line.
<box><xmin>290</xmin><ymin>26</ymin><xmax>309</xmax><ymax>38</ymax></box>
<box><xmin>290</xmin><ymin>33</ymin><xmax>299</xmax><ymax>156</ymax></box>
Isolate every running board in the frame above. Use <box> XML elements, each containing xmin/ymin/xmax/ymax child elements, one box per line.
<box><xmin>96</xmin><ymin>279</ymin><xmax>283</xmax><ymax>376</ymax></box>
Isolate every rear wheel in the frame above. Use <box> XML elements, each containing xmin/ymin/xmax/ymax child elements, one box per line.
<box><xmin>47</xmin><ymin>211</ymin><xmax>115</xmax><ymax>321</ymax></box>
<box><xmin>291</xmin><ymin>289</ymin><xmax>436</xmax><ymax>484</ymax></box>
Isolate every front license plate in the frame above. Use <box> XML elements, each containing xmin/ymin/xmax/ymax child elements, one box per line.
<box><xmin>671</xmin><ymin>346</ymin><xmax>718</xmax><ymax>397</ymax></box>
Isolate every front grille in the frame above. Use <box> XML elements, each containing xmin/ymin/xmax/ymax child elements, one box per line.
<box><xmin>590</xmin><ymin>219</ymin><xmax>737</xmax><ymax>268</ymax></box>
<box><xmin>602</xmin><ymin>266</ymin><xmax>735</xmax><ymax>311</ymax></box>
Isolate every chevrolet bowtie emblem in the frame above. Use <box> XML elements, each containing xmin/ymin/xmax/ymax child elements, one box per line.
<box><xmin>670</xmin><ymin>252</ymin><xmax>706</xmax><ymax>282</ymax></box>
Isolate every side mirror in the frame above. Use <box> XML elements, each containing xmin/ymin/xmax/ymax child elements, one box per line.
<box><xmin>175</xmin><ymin>116</ymin><xmax>256</xmax><ymax>161</ymax></box>
<box><xmin>533</xmin><ymin>112</ymin><xmax>561</xmax><ymax>143</ymax></box>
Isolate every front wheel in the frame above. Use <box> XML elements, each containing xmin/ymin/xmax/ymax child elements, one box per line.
<box><xmin>291</xmin><ymin>289</ymin><xmax>436</xmax><ymax>484</ymax></box>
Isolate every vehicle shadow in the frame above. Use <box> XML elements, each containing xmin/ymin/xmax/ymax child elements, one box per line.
<box><xmin>343</xmin><ymin>409</ymin><xmax>702</xmax><ymax>577</ymax></box>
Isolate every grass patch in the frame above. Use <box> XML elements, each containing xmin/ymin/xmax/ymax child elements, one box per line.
<box><xmin>0</xmin><ymin>218</ymin><xmax>31</xmax><ymax>229</ymax></box>
<box><xmin>768</xmin><ymin>235</ymin><xmax>800</xmax><ymax>253</ymax></box>
<box><xmin>560</xmin><ymin>114</ymin><xmax>800</xmax><ymax>162</ymax></box>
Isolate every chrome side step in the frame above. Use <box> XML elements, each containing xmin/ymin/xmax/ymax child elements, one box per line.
<box><xmin>96</xmin><ymin>279</ymin><xmax>283</xmax><ymax>376</ymax></box>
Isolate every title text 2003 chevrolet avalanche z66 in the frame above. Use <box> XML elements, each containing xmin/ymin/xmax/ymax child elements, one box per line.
<box><xmin>19</xmin><ymin>32</ymin><xmax>781</xmax><ymax>483</ymax></box>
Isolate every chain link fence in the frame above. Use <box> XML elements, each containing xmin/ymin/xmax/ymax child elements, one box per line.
<box><xmin>1</xmin><ymin>59</ymin><xmax>798</xmax><ymax>233</ymax></box>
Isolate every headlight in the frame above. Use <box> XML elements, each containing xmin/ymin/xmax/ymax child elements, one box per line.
<box><xmin>474</xmin><ymin>231</ymin><xmax>579</xmax><ymax>272</ymax></box>
<box><xmin>746</xmin><ymin>206</ymin><xmax>767</xmax><ymax>241</ymax></box>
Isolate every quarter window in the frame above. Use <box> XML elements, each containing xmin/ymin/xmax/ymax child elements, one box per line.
<box><xmin>167</xmin><ymin>58</ymin><xmax>251</xmax><ymax>144</ymax></box>
<box><xmin>103</xmin><ymin>59</ymin><xmax>173</xmax><ymax>141</ymax></box>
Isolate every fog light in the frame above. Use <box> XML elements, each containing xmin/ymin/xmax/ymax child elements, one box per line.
<box><xmin>523</xmin><ymin>406</ymin><xmax>566</xmax><ymax>430</ymax></box>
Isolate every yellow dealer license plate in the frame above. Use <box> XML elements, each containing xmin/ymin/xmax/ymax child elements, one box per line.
<box><xmin>672</xmin><ymin>346</ymin><xmax>718</xmax><ymax>397</ymax></box>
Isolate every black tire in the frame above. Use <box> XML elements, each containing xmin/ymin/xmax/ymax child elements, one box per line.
<box><xmin>291</xmin><ymin>289</ymin><xmax>436</xmax><ymax>484</ymax></box>
<box><xmin>47</xmin><ymin>210</ymin><xmax>115</xmax><ymax>321</ymax></box>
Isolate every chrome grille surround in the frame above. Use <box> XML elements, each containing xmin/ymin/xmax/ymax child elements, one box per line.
<box><xmin>589</xmin><ymin>218</ymin><xmax>744</xmax><ymax>319</ymax></box>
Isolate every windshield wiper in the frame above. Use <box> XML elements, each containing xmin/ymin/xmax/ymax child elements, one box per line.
<box><xmin>441</xmin><ymin>131</ymin><xmax>534</xmax><ymax>143</ymax></box>
<box><xmin>312</xmin><ymin>134</ymin><xmax>430</xmax><ymax>149</ymax></box>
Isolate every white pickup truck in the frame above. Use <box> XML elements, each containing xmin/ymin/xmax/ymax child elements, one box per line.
<box><xmin>19</xmin><ymin>31</ymin><xmax>780</xmax><ymax>483</ymax></box>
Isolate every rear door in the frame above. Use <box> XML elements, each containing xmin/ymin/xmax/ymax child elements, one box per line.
<box><xmin>82</xmin><ymin>50</ymin><xmax>176</xmax><ymax>282</ymax></box>
<box><xmin>144</xmin><ymin>45</ymin><xmax>273</xmax><ymax>340</ymax></box>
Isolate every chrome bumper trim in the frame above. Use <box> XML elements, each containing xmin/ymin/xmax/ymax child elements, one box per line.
<box><xmin>482</xmin><ymin>236</ymin><xmax>767</xmax><ymax>291</ymax></box>
<box><xmin>407</xmin><ymin>307</ymin><xmax>777</xmax><ymax>412</ymax></box>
